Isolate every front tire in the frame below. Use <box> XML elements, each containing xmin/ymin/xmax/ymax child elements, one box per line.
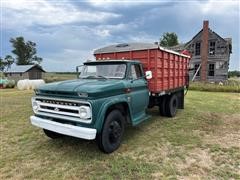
<box><xmin>43</xmin><ymin>129</ymin><xmax>63</xmax><ymax>139</ymax></box>
<box><xmin>97</xmin><ymin>110</ymin><xmax>125</xmax><ymax>153</ymax></box>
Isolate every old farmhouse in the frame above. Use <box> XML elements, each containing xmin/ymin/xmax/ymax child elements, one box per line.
<box><xmin>171</xmin><ymin>20</ymin><xmax>232</xmax><ymax>82</ymax></box>
<box><xmin>5</xmin><ymin>64</ymin><xmax>45</xmax><ymax>81</ymax></box>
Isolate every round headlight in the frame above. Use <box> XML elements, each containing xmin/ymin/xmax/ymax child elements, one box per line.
<box><xmin>79</xmin><ymin>106</ymin><xmax>91</xmax><ymax>119</ymax></box>
<box><xmin>32</xmin><ymin>101</ymin><xmax>38</xmax><ymax>111</ymax></box>
<box><xmin>79</xmin><ymin>106</ymin><xmax>88</xmax><ymax>118</ymax></box>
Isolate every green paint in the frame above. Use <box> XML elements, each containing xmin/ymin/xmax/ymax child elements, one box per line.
<box><xmin>36</xmin><ymin>61</ymin><xmax>150</xmax><ymax>132</ymax></box>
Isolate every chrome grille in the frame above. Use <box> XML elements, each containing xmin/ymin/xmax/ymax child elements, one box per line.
<box><xmin>39</xmin><ymin>99</ymin><xmax>81</xmax><ymax>106</ymax></box>
<box><xmin>33</xmin><ymin>96</ymin><xmax>92</xmax><ymax>123</ymax></box>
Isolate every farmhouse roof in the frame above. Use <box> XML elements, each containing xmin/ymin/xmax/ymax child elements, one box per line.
<box><xmin>5</xmin><ymin>64</ymin><xmax>45</xmax><ymax>73</ymax></box>
<box><xmin>169</xmin><ymin>28</ymin><xmax>232</xmax><ymax>53</ymax></box>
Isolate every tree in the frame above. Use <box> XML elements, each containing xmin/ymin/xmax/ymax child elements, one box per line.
<box><xmin>0</xmin><ymin>55</ymin><xmax>14</xmax><ymax>72</ymax></box>
<box><xmin>10</xmin><ymin>37</ymin><xmax>42</xmax><ymax>65</ymax></box>
<box><xmin>159</xmin><ymin>32</ymin><xmax>179</xmax><ymax>47</ymax></box>
<box><xmin>228</xmin><ymin>70</ymin><xmax>240</xmax><ymax>77</ymax></box>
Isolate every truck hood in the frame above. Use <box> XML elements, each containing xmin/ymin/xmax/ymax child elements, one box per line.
<box><xmin>38</xmin><ymin>79</ymin><xmax>127</xmax><ymax>98</ymax></box>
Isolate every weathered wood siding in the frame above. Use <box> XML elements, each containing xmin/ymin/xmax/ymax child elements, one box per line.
<box><xmin>5</xmin><ymin>72</ymin><xmax>29</xmax><ymax>82</ymax></box>
<box><xmin>187</xmin><ymin>30</ymin><xmax>230</xmax><ymax>82</ymax></box>
<box><xmin>28</xmin><ymin>66</ymin><xmax>43</xmax><ymax>79</ymax></box>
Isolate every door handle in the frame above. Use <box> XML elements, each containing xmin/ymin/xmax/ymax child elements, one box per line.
<box><xmin>124</xmin><ymin>88</ymin><xmax>131</xmax><ymax>93</ymax></box>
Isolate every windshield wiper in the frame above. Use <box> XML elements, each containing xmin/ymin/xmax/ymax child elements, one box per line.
<box><xmin>96</xmin><ymin>75</ymin><xmax>108</xmax><ymax>79</ymax></box>
<box><xmin>82</xmin><ymin>75</ymin><xmax>96</xmax><ymax>79</ymax></box>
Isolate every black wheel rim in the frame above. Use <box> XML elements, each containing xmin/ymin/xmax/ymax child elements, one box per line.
<box><xmin>108</xmin><ymin>120</ymin><xmax>122</xmax><ymax>144</ymax></box>
<box><xmin>173</xmin><ymin>99</ymin><xmax>177</xmax><ymax>109</ymax></box>
<box><xmin>172</xmin><ymin>98</ymin><xmax>177</xmax><ymax>114</ymax></box>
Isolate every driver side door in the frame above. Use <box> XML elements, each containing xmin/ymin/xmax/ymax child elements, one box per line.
<box><xmin>128</xmin><ymin>64</ymin><xmax>149</xmax><ymax>122</ymax></box>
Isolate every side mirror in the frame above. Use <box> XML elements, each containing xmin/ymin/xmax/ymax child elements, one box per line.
<box><xmin>145</xmin><ymin>71</ymin><xmax>152</xmax><ymax>80</ymax></box>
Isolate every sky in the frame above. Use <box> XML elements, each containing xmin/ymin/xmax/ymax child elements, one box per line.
<box><xmin>0</xmin><ymin>0</ymin><xmax>239</xmax><ymax>72</ymax></box>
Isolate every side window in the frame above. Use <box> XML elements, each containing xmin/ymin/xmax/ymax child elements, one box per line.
<box><xmin>195</xmin><ymin>42</ymin><xmax>201</xmax><ymax>56</ymax></box>
<box><xmin>131</xmin><ymin>64</ymin><xmax>143</xmax><ymax>79</ymax></box>
<box><xmin>131</xmin><ymin>65</ymin><xmax>137</xmax><ymax>79</ymax></box>
<box><xmin>208</xmin><ymin>64</ymin><xmax>215</xmax><ymax>76</ymax></box>
<box><xmin>209</xmin><ymin>41</ymin><xmax>216</xmax><ymax>55</ymax></box>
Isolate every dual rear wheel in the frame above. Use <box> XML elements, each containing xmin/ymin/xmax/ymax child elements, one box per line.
<box><xmin>159</xmin><ymin>94</ymin><xmax>178</xmax><ymax>117</ymax></box>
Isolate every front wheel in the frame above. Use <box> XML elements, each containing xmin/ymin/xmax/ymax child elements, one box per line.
<box><xmin>97</xmin><ymin>110</ymin><xmax>125</xmax><ymax>153</ymax></box>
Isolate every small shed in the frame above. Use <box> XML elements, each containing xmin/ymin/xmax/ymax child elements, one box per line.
<box><xmin>4</xmin><ymin>64</ymin><xmax>45</xmax><ymax>81</ymax></box>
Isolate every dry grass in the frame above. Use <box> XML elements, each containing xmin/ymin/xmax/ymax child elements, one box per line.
<box><xmin>0</xmin><ymin>89</ymin><xmax>240</xmax><ymax>179</ymax></box>
<box><xmin>43</xmin><ymin>72</ymin><xmax>76</xmax><ymax>83</ymax></box>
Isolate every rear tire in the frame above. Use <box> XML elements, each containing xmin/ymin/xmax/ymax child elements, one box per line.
<box><xmin>97</xmin><ymin>110</ymin><xmax>125</xmax><ymax>153</ymax></box>
<box><xmin>43</xmin><ymin>129</ymin><xmax>63</xmax><ymax>139</ymax></box>
<box><xmin>165</xmin><ymin>94</ymin><xmax>178</xmax><ymax>117</ymax></box>
<box><xmin>159</xmin><ymin>96</ymin><xmax>167</xmax><ymax>116</ymax></box>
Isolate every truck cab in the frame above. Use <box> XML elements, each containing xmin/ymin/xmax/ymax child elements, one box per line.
<box><xmin>30</xmin><ymin>60</ymin><xmax>151</xmax><ymax>153</ymax></box>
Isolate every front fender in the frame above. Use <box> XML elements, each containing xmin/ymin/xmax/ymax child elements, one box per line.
<box><xmin>93</xmin><ymin>96</ymin><xmax>132</xmax><ymax>132</ymax></box>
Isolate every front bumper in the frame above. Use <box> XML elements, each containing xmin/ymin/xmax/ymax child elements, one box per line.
<box><xmin>30</xmin><ymin>116</ymin><xmax>97</xmax><ymax>140</ymax></box>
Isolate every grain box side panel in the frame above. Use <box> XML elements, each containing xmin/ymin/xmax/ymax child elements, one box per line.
<box><xmin>162</xmin><ymin>51</ymin><xmax>169</xmax><ymax>91</ymax></box>
<box><xmin>94</xmin><ymin>49</ymin><xmax>190</xmax><ymax>93</ymax></box>
<box><xmin>95</xmin><ymin>53</ymin><xmax>117</xmax><ymax>60</ymax></box>
<box><xmin>131</xmin><ymin>49</ymin><xmax>159</xmax><ymax>92</ymax></box>
<box><xmin>155</xmin><ymin>50</ymin><xmax>163</xmax><ymax>92</ymax></box>
<box><xmin>173</xmin><ymin>54</ymin><xmax>178</xmax><ymax>88</ymax></box>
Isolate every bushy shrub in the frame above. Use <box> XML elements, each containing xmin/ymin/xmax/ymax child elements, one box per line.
<box><xmin>3</xmin><ymin>80</ymin><xmax>16</xmax><ymax>88</ymax></box>
<box><xmin>0</xmin><ymin>72</ymin><xmax>5</xmax><ymax>79</ymax></box>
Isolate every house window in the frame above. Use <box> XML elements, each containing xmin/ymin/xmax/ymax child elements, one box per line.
<box><xmin>195</xmin><ymin>42</ymin><xmax>201</xmax><ymax>56</ymax></box>
<box><xmin>194</xmin><ymin>64</ymin><xmax>201</xmax><ymax>76</ymax></box>
<box><xmin>209</xmin><ymin>41</ymin><xmax>216</xmax><ymax>55</ymax></box>
<box><xmin>208</xmin><ymin>64</ymin><xmax>215</xmax><ymax>76</ymax></box>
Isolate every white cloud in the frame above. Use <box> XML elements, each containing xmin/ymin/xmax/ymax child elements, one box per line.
<box><xmin>87</xmin><ymin>0</ymin><xmax>170</xmax><ymax>8</ymax></box>
<box><xmin>1</xmin><ymin>0</ymin><xmax>239</xmax><ymax>71</ymax></box>
<box><xmin>17</xmin><ymin>25</ymin><xmax>115</xmax><ymax>71</ymax></box>
<box><xmin>1</xmin><ymin>0</ymin><xmax>121</xmax><ymax>28</ymax></box>
<box><xmin>88</xmin><ymin>0</ymin><xmax>141</xmax><ymax>7</ymax></box>
<box><xmin>200</xmin><ymin>0</ymin><xmax>239</xmax><ymax>15</ymax></box>
<box><xmin>95</xmin><ymin>29</ymin><xmax>111</xmax><ymax>37</ymax></box>
<box><xmin>42</xmin><ymin>48</ymin><xmax>95</xmax><ymax>72</ymax></box>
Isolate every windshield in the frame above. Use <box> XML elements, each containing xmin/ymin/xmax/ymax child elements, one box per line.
<box><xmin>79</xmin><ymin>64</ymin><xmax>126</xmax><ymax>79</ymax></box>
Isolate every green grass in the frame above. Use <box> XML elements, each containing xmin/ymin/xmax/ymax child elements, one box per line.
<box><xmin>1</xmin><ymin>89</ymin><xmax>240</xmax><ymax>179</ymax></box>
<box><xmin>189</xmin><ymin>78</ymin><xmax>240</xmax><ymax>93</ymax></box>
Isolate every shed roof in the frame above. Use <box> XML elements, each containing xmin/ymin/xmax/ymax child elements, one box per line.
<box><xmin>5</xmin><ymin>64</ymin><xmax>45</xmax><ymax>73</ymax></box>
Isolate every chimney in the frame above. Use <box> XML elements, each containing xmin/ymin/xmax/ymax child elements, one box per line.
<box><xmin>201</xmin><ymin>20</ymin><xmax>209</xmax><ymax>81</ymax></box>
